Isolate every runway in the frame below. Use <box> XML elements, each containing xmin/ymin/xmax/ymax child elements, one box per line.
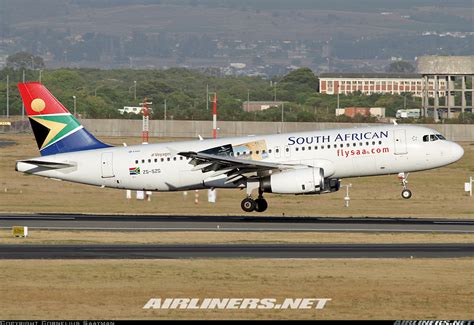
<box><xmin>0</xmin><ymin>243</ymin><xmax>472</xmax><ymax>259</ymax></box>
<box><xmin>0</xmin><ymin>213</ymin><xmax>473</xmax><ymax>233</ymax></box>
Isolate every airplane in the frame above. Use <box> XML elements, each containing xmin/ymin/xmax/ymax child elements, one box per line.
<box><xmin>15</xmin><ymin>82</ymin><xmax>464</xmax><ymax>212</ymax></box>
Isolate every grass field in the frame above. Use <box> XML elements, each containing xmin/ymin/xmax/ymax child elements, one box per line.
<box><xmin>0</xmin><ymin>259</ymin><xmax>472</xmax><ymax>319</ymax></box>
<box><xmin>0</xmin><ymin>229</ymin><xmax>473</xmax><ymax>245</ymax></box>
<box><xmin>1</xmin><ymin>134</ymin><xmax>473</xmax><ymax>218</ymax></box>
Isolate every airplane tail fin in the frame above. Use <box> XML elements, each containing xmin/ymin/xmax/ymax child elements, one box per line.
<box><xmin>18</xmin><ymin>82</ymin><xmax>110</xmax><ymax>156</ymax></box>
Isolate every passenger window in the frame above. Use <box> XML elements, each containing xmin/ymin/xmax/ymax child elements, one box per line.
<box><xmin>346</xmin><ymin>143</ymin><xmax>350</xmax><ymax>147</ymax></box>
<box><xmin>378</xmin><ymin>141</ymin><xmax>382</xmax><ymax>145</ymax></box>
<box><xmin>154</xmin><ymin>159</ymin><xmax>157</xmax><ymax>163</ymax></box>
<box><xmin>285</xmin><ymin>148</ymin><xmax>289</xmax><ymax>152</ymax></box>
<box><xmin>256</xmin><ymin>150</ymin><xmax>260</xmax><ymax>154</ymax></box>
<box><xmin>308</xmin><ymin>146</ymin><xmax>311</xmax><ymax>150</ymax></box>
<box><xmin>269</xmin><ymin>149</ymin><xmax>272</xmax><ymax>154</ymax></box>
<box><xmin>173</xmin><ymin>157</ymin><xmax>177</xmax><ymax>161</ymax></box>
<box><xmin>135</xmin><ymin>160</ymin><xmax>138</xmax><ymax>164</ymax></box>
<box><xmin>315</xmin><ymin>146</ymin><xmax>318</xmax><ymax>150</ymax></box>
<box><xmin>161</xmin><ymin>158</ymin><xmax>164</xmax><ymax>162</ymax></box>
<box><xmin>167</xmin><ymin>158</ymin><xmax>170</xmax><ymax>161</ymax></box>
<box><xmin>141</xmin><ymin>159</ymin><xmax>145</xmax><ymax>163</ymax></box>
<box><xmin>372</xmin><ymin>141</ymin><xmax>375</xmax><ymax>145</ymax></box>
<box><xmin>334</xmin><ymin>144</ymin><xmax>337</xmax><ymax>148</ymax></box>
<box><xmin>353</xmin><ymin>143</ymin><xmax>356</xmax><ymax>147</ymax></box>
<box><xmin>296</xmin><ymin>147</ymin><xmax>299</xmax><ymax>151</ymax></box>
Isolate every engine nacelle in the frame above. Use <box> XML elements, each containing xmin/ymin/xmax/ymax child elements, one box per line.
<box><xmin>261</xmin><ymin>167</ymin><xmax>325</xmax><ymax>194</ymax></box>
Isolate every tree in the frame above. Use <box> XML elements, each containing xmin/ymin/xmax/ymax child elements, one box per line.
<box><xmin>386</xmin><ymin>61</ymin><xmax>415</xmax><ymax>73</ymax></box>
<box><xmin>6</xmin><ymin>52</ymin><xmax>45</xmax><ymax>70</ymax></box>
<box><xmin>278</xmin><ymin>68</ymin><xmax>319</xmax><ymax>102</ymax></box>
<box><xmin>280</xmin><ymin>68</ymin><xmax>318</xmax><ymax>89</ymax></box>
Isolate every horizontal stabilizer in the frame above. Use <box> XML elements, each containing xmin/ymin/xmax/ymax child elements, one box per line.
<box><xmin>16</xmin><ymin>159</ymin><xmax>75</xmax><ymax>169</ymax></box>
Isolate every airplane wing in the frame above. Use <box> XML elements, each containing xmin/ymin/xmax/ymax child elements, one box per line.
<box><xmin>178</xmin><ymin>151</ymin><xmax>302</xmax><ymax>184</ymax></box>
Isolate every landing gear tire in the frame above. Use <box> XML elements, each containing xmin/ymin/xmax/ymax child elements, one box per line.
<box><xmin>254</xmin><ymin>198</ymin><xmax>268</xmax><ymax>212</ymax></box>
<box><xmin>401</xmin><ymin>189</ymin><xmax>412</xmax><ymax>199</ymax></box>
<box><xmin>241</xmin><ymin>197</ymin><xmax>256</xmax><ymax>212</ymax></box>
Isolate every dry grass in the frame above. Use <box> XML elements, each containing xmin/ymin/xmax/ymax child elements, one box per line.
<box><xmin>0</xmin><ymin>134</ymin><xmax>472</xmax><ymax>217</ymax></box>
<box><xmin>0</xmin><ymin>229</ymin><xmax>473</xmax><ymax>245</ymax></box>
<box><xmin>0</xmin><ymin>134</ymin><xmax>473</xmax><ymax>218</ymax></box>
<box><xmin>0</xmin><ymin>259</ymin><xmax>472</xmax><ymax>319</ymax></box>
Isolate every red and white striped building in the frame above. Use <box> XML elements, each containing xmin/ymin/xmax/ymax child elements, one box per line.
<box><xmin>319</xmin><ymin>73</ymin><xmax>446</xmax><ymax>97</ymax></box>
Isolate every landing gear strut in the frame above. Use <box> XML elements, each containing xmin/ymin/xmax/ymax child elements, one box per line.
<box><xmin>398</xmin><ymin>172</ymin><xmax>412</xmax><ymax>199</ymax></box>
<box><xmin>241</xmin><ymin>184</ymin><xmax>268</xmax><ymax>212</ymax></box>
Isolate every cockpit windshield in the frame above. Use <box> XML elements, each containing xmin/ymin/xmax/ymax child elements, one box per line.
<box><xmin>423</xmin><ymin>134</ymin><xmax>446</xmax><ymax>142</ymax></box>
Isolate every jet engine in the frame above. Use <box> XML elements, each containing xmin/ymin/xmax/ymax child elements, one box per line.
<box><xmin>260</xmin><ymin>167</ymin><xmax>325</xmax><ymax>194</ymax></box>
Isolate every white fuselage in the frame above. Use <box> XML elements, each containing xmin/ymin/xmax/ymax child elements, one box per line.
<box><xmin>16</xmin><ymin>125</ymin><xmax>464</xmax><ymax>193</ymax></box>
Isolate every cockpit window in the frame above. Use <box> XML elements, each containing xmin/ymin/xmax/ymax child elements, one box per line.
<box><xmin>423</xmin><ymin>134</ymin><xmax>444</xmax><ymax>142</ymax></box>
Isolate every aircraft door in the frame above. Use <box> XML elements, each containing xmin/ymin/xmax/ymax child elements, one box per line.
<box><xmin>101</xmin><ymin>152</ymin><xmax>115</xmax><ymax>178</ymax></box>
<box><xmin>394</xmin><ymin>129</ymin><xmax>408</xmax><ymax>155</ymax></box>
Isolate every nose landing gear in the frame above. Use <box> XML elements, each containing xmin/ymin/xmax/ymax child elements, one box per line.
<box><xmin>398</xmin><ymin>172</ymin><xmax>412</xmax><ymax>199</ymax></box>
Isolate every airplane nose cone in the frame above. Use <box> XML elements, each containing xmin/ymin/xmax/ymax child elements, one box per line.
<box><xmin>450</xmin><ymin>143</ymin><xmax>464</xmax><ymax>162</ymax></box>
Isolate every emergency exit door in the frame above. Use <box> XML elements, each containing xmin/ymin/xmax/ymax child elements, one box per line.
<box><xmin>394</xmin><ymin>129</ymin><xmax>407</xmax><ymax>155</ymax></box>
<box><xmin>101</xmin><ymin>152</ymin><xmax>115</xmax><ymax>178</ymax></box>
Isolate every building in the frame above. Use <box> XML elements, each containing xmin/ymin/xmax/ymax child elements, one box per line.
<box><xmin>417</xmin><ymin>56</ymin><xmax>474</xmax><ymax>120</ymax></box>
<box><xmin>336</xmin><ymin>107</ymin><xmax>386</xmax><ymax>118</ymax></box>
<box><xmin>242</xmin><ymin>101</ymin><xmax>286</xmax><ymax>112</ymax></box>
<box><xmin>319</xmin><ymin>72</ymin><xmax>446</xmax><ymax>97</ymax></box>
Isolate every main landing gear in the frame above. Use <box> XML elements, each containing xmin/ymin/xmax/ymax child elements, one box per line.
<box><xmin>241</xmin><ymin>182</ymin><xmax>268</xmax><ymax>212</ymax></box>
<box><xmin>241</xmin><ymin>196</ymin><xmax>268</xmax><ymax>213</ymax></box>
<box><xmin>398</xmin><ymin>172</ymin><xmax>412</xmax><ymax>199</ymax></box>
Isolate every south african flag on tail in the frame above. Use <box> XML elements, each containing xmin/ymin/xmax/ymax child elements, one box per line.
<box><xmin>18</xmin><ymin>82</ymin><xmax>111</xmax><ymax>156</ymax></box>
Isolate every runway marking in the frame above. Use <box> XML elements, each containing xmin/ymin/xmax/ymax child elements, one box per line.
<box><xmin>0</xmin><ymin>226</ymin><xmax>473</xmax><ymax>233</ymax></box>
<box><xmin>0</xmin><ymin>216</ymin><xmax>76</xmax><ymax>220</ymax></box>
